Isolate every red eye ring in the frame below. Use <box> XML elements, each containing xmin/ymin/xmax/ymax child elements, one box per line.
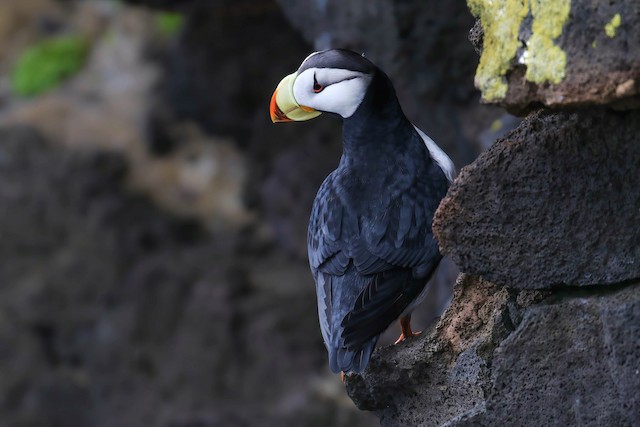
<box><xmin>313</xmin><ymin>74</ymin><xmax>324</xmax><ymax>93</ymax></box>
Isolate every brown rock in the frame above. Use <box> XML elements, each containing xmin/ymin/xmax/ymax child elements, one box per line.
<box><xmin>434</xmin><ymin>109</ymin><xmax>640</xmax><ymax>289</ymax></box>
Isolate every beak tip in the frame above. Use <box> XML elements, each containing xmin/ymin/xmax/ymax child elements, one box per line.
<box><xmin>270</xmin><ymin>92</ymin><xmax>293</xmax><ymax>123</ymax></box>
<box><xmin>269</xmin><ymin>89</ymin><xmax>286</xmax><ymax>123</ymax></box>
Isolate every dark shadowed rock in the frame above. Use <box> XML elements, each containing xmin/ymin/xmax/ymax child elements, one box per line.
<box><xmin>434</xmin><ymin>109</ymin><xmax>640</xmax><ymax>289</ymax></box>
<box><xmin>494</xmin><ymin>284</ymin><xmax>640</xmax><ymax>425</ymax></box>
<box><xmin>345</xmin><ymin>274</ymin><xmax>639</xmax><ymax>427</ymax></box>
<box><xmin>0</xmin><ymin>126</ymin><xmax>374</xmax><ymax>427</ymax></box>
<box><xmin>458</xmin><ymin>282</ymin><xmax>640</xmax><ymax>426</ymax></box>
<box><xmin>468</xmin><ymin>0</ymin><xmax>640</xmax><ymax>112</ymax></box>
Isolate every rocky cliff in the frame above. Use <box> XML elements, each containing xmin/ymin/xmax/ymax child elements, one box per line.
<box><xmin>1</xmin><ymin>0</ymin><xmax>637</xmax><ymax>426</ymax></box>
<box><xmin>345</xmin><ymin>1</ymin><xmax>640</xmax><ymax>425</ymax></box>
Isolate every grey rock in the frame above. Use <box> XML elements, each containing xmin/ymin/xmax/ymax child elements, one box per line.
<box><xmin>345</xmin><ymin>273</ymin><xmax>640</xmax><ymax>427</ymax></box>
<box><xmin>475</xmin><ymin>282</ymin><xmax>640</xmax><ymax>426</ymax></box>
<box><xmin>469</xmin><ymin>0</ymin><xmax>640</xmax><ymax>112</ymax></box>
<box><xmin>434</xmin><ymin>109</ymin><xmax>640</xmax><ymax>289</ymax></box>
<box><xmin>345</xmin><ymin>274</ymin><xmax>542</xmax><ymax>426</ymax></box>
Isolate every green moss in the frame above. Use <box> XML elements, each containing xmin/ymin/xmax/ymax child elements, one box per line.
<box><xmin>605</xmin><ymin>13</ymin><xmax>621</xmax><ymax>38</ymax></box>
<box><xmin>11</xmin><ymin>35</ymin><xmax>89</xmax><ymax>97</ymax></box>
<box><xmin>467</xmin><ymin>0</ymin><xmax>571</xmax><ymax>100</ymax></box>
<box><xmin>155</xmin><ymin>12</ymin><xmax>184</xmax><ymax>37</ymax></box>
<box><xmin>524</xmin><ymin>0</ymin><xmax>570</xmax><ymax>84</ymax></box>
<box><xmin>468</xmin><ymin>0</ymin><xmax>529</xmax><ymax>101</ymax></box>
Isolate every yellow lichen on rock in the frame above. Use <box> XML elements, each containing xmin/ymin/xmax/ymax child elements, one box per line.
<box><xmin>524</xmin><ymin>0</ymin><xmax>570</xmax><ymax>84</ymax></box>
<box><xmin>468</xmin><ymin>0</ymin><xmax>571</xmax><ymax>101</ymax></box>
<box><xmin>467</xmin><ymin>0</ymin><xmax>529</xmax><ymax>101</ymax></box>
<box><xmin>605</xmin><ymin>13</ymin><xmax>621</xmax><ymax>38</ymax></box>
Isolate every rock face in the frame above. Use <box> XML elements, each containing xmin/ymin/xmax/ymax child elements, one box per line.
<box><xmin>433</xmin><ymin>108</ymin><xmax>640</xmax><ymax>289</ymax></box>
<box><xmin>4</xmin><ymin>0</ymin><xmax>639</xmax><ymax>426</ymax></box>
<box><xmin>346</xmin><ymin>276</ymin><xmax>640</xmax><ymax>427</ymax></box>
<box><xmin>476</xmin><ymin>283</ymin><xmax>640</xmax><ymax>426</ymax></box>
<box><xmin>468</xmin><ymin>0</ymin><xmax>640</xmax><ymax>112</ymax></box>
<box><xmin>344</xmin><ymin>1</ymin><xmax>640</xmax><ymax>425</ymax></box>
<box><xmin>345</xmin><ymin>275</ymin><xmax>538</xmax><ymax>426</ymax></box>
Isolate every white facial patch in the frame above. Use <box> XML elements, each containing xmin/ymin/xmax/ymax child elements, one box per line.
<box><xmin>413</xmin><ymin>126</ymin><xmax>456</xmax><ymax>182</ymax></box>
<box><xmin>293</xmin><ymin>67</ymin><xmax>372</xmax><ymax>118</ymax></box>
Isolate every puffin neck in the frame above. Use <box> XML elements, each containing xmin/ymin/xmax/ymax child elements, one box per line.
<box><xmin>341</xmin><ymin>70</ymin><xmax>412</xmax><ymax>159</ymax></box>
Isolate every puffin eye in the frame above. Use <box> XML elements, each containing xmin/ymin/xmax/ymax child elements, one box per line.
<box><xmin>313</xmin><ymin>74</ymin><xmax>324</xmax><ymax>93</ymax></box>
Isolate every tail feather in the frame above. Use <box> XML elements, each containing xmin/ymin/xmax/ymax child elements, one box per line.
<box><xmin>328</xmin><ymin>336</ymin><xmax>378</xmax><ymax>374</ymax></box>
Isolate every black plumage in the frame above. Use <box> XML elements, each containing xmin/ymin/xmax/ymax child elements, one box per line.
<box><xmin>306</xmin><ymin>62</ymin><xmax>451</xmax><ymax>373</ymax></box>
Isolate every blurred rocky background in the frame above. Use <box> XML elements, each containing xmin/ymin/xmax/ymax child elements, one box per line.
<box><xmin>0</xmin><ymin>0</ymin><xmax>511</xmax><ymax>426</ymax></box>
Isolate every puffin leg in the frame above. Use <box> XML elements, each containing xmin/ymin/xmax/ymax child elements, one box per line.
<box><xmin>394</xmin><ymin>314</ymin><xmax>422</xmax><ymax>345</ymax></box>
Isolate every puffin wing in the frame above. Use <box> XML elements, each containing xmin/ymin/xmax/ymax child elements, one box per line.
<box><xmin>340</xmin><ymin>184</ymin><xmax>444</xmax><ymax>349</ymax></box>
<box><xmin>309</xmin><ymin>167</ymin><xmax>446</xmax><ymax>352</ymax></box>
<box><xmin>308</xmin><ymin>174</ymin><xmax>356</xmax><ymax>348</ymax></box>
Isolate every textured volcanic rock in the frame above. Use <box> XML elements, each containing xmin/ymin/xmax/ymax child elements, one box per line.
<box><xmin>468</xmin><ymin>0</ymin><xmax>640</xmax><ymax>112</ymax></box>
<box><xmin>490</xmin><ymin>283</ymin><xmax>640</xmax><ymax>425</ymax></box>
<box><xmin>344</xmin><ymin>274</ymin><xmax>547</xmax><ymax>426</ymax></box>
<box><xmin>346</xmin><ymin>274</ymin><xmax>640</xmax><ymax>427</ymax></box>
<box><xmin>434</xmin><ymin>109</ymin><xmax>640</xmax><ymax>289</ymax></box>
<box><xmin>454</xmin><ymin>282</ymin><xmax>640</xmax><ymax>426</ymax></box>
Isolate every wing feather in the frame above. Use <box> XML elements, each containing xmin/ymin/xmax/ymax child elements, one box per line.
<box><xmin>308</xmin><ymin>145</ymin><xmax>450</xmax><ymax>372</ymax></box>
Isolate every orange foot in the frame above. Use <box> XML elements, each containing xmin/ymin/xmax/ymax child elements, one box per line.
<box><xmin>393</xmin><ymin>315</ymin><xmax>422</xmax><ymax>345</ymax></box>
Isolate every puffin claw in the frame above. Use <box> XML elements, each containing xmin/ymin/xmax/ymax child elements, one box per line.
<box><xmin>393</xmin><ymin>314</ymin><xmax>421</xmax><ymax>345</ymax></box>
<box><xmin>393</xmin><ymin>329</ymin><xmax>422</xmax><ymax>345</ymax></box>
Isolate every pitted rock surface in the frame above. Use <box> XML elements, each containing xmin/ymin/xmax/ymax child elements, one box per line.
<box><xmin>434</xmin><ymin>109</ymin><xmax>640</xmax><ymax>289</ymax></box>
<box><xmin>455</xmin><ymin>282</ymin><xmax>640</xmax><ymax>426</ymax></box>
<box><xmin>344</xmin><ymin>275</ymin><xmax>545</xmax><ymax>427</ymax></box>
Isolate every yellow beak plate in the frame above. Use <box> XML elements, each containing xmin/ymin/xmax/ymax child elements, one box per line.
<box><xmin>270</xmin><ymin>73</ymin><xmax>321</xmax><ymax>123</ymax></box>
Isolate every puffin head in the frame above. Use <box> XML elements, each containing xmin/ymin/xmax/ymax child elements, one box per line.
<box><xmin>270</xmin><ymin>49</ymin><xmax>376</xmax><ymax>123</ymax></box>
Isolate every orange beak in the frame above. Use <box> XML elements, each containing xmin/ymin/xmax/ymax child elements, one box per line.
<box><xmin>270</xmin><ymin>89</ymin><xmax>293</xmax><ymax>123</ymax></box>
<box><xmin>270</xmin><ymin>72</ymin><xmax>321</xmax><ymax>123</ymax></box>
